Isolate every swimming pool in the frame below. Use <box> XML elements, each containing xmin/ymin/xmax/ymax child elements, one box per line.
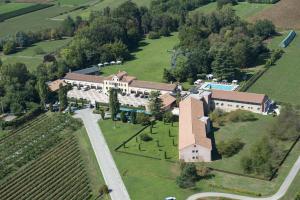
<box><xmin>200</xmin><ymin>82</ymin><xmax>238</xmax><ymax>91</ymax></box>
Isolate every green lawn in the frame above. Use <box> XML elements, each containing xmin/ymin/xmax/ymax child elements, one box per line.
<box><xmin>0</xmin><ymin>2</ymin><xmax>35</xmax><ymax>14</ymax></box>
<box><xmin>248</xmin><ymin>31</ymin><xmax>300</xmax><ymax>105</ymax></box>
<box><xmin>118</xmin><ymin>121</ymin><xmax>179</xmax><ymax>161</ymax></box>
<box><xmin>1</xmin><ymin>38</ymin><xmax>72</xmax><ymax>71</ymax></box>
<box><xmin>100</xmin><ymin>34</ymin><xmax>179</xmax><ymax>82</ymax></box>
<box><xmin>0</xmin><ymin>5</ymin><xmax>72</xmax><ymax>37</ymax></box>
<box><xmin>191</xmin><ymin>2</ymin><xmax>272</xmax><ymax>19</ymax></box>
<box><xmin>56</xmin><ymin>0</ymin><xmax>95</xmax><ymax>6</ymax></box>
<box><xmin>100</xmin><ymin>118</ymin><xmax>300</xmax><ymax>199</ymax></box>
<box><xmin>206</xmin><ymin>115</ymin><xmax>293</xmax><ymax>175</ymax></box>
<box><xmin>75</xmin><ymin>126</ymin><xmax>110</xmax><ymax>200</ymax></box>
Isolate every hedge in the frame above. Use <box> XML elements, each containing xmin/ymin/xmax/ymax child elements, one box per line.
<box><xmin>0</xmin><ymin>4</ymin><xmax>53</xmax><ymax>22</ymax></box>
<box><xmin>0</xmin><ymin>105</ymin><xmax>43</xmax><ymax>130</ymax></box>
<box><xmin>239</xmin><ymin>67</ymin><xmax>268</xmax><ymax>92</ymax></box>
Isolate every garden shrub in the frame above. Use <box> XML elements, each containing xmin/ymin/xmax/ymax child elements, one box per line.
<box><xmin>136</xmin><ymin>112</ymin><xmax>150</xmax><ymax>125</ymax></box>
<box><xmin>227</xmin><ymin>110</ymin><xmax>257</xmax><ymax>122</ymax></box>
<box><xmin>176</xmin><ymin>163</ymin><xmax>198</xmax><ymax>188</ymax></box>
<box><xmin>217</xmin><ymin>138</ymin><xmax>244</xmax><ymax>157</ymax></box>
<box><xmin>140</xmin><ymin>133</ymin><xmax>152</xmax><ymax>142</ymax></box>
<box><xmin>148</xmin><ymin>31</ymin><xmax>160</xmax><ymax>39</ymax></box>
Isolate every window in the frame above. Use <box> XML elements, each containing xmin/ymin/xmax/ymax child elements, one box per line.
<box><xmin>216</xmin><ymin>103</ymin><xmax>219</xmax><ymax>105</ymax></box>
<box><xmin>192</xmin><ymin>150</ymin><xmax>195</xmax><ymax>153</ymax></box>
<box><xmin>221</xmin><ymin>103</ymin><xmax>224</xmax><ymax>106</ymax></box>
<box><xmin>192</xmin><ymin>157</ymin><xmax>195</xmax><ymax>159</ymax></box>
<box><xmin>257</xmin><ymin>108</ymin><xmax>260</xmax><ymax>110</ymax></box>
<box><xmin>196</xmin><ymin>150</ymin><xmax>198</xmax><ymax>153</ymax></box>
<box><xmin>241</xmin><ymin>106</ymin><xmax>244</xmax><ymax>108</ymax></box>
<box><xmin>236</xmin><ymin>105</ymin><xmax>239</xmax><ymax>108</ymax></box>
<box><xmin>194</xmin><ymin>145</ymin><xmax>196</xmax><ymax>147</ymax></box>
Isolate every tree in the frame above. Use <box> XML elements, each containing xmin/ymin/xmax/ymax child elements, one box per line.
<box><xmin>36</xmin><ymin>78</ymin><xmax>49</xmax><ymax>109</ymax></box>
<box><xmin>3</xmin><ymin>41</ymin><xmax>16</xmax><ymax>55</ymax></box>
<box><xmin>176</xmin><ymin>163</ymin><xmax>198</xmax><ymax>188</ymax></box>
<box><xmin>109</xmin><ymin>88</ymin><xmax>120</xmax><ymax>120</ymax></box>
<box><xmin>136</xmin><ymin>112</ymin><xmax>150</xmax><ymax>125</ymax></box>
<box><xmin>252</xmin><ymin>19</ymin><xmax>276</xmax><ymax>39</ymax></box>
<box><xmin>163</xmin><ymin>111</ymin><xmax>174</xmax><ymax>123</ymax></box>
<box><xmin>130</xmin><ymin>111</ymin><xmax>136</xmax><ymax>124</ymax></box>
<box><xmin>149</xmin><ymin>91</ymin><xmax>163</xmax><ymax>120</ymax></box>
<box><xmin>217</xmin><ymin>138</ymin><xmax>244</xmax><ymax>157</ymax></box>
<box><xmin>120</xmin><ymin>111</ymin><xmax>127</xmax><ymax>123</ymax></box>
<box><xmin>58</xmin><ymin>84</ymin><xmax>68</xmax><ymax>112</ymax></box>
<box><xmin>99</xmin><ymin>184</ymin><xmax>109</xmax><ymax>196</ymax></box>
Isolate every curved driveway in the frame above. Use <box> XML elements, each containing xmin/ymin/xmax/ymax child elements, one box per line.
<box><xmin>75</xmin><ymin>109</ymin><xmax>131</xmax><ymax>200</ymax></box>
<box><xmin>187</xmin><ymin>155</ymin><xmax>300</xmax><ymax>200</ymax></box>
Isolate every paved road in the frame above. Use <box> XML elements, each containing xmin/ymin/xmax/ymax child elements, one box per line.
<box><xmin>187</xmin><ymin>155</ymin><xmax>300</xmax><ymax>200</ymax></box>
<box><xmin>74</xmin><ymin>109</ymin><xmax>131</xmax><ymax>200</ymax></box>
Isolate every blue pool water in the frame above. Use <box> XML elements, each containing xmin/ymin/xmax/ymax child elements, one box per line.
<box><xmin>204</xmin><ymin>83</ymin><xmax>236</xmax><ymax>91</ymax></box>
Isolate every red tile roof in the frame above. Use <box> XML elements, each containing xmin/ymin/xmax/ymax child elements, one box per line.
<box><xmin>211</xmin><ymin>90</ymin><xmax>267</xmax><ymax>104</ymax></box>
<box><xmin>130</xmin><ymin>80</ymin><xmax>177</xmax><ymax>91</ymax></box>
<box><xmin>64</xmin><ymin>73</ymin><xmax>104</xmax><ymax>83</ymax></box>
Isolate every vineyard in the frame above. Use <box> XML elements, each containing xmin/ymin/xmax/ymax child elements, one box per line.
<box><xmin>0</xmin><ymin>113</ymin><xmax>82</xmax><ymax>180</ymax></box>
<box><xmin>0</xmin><ymin>137</ymin><xmax>92</xmax><ymax>200</ymax></box>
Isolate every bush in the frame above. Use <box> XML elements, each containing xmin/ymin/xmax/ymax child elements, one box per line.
<box><xmin>227</xmin><ymin>110</ymin><xmax>257</xmax><ymax>122</ymax></box>
<box><xmin>99</xmin><ymin>184</ymin><xmax>109</xmax><ymax>195</ymax></box>
<box><xmin>148</xmin><ymin>31</ymin><xmax>160</xmax><ymax>39</ymax></box>
<box><xmin>140</xmin><ymin>133</ymin><xmax>153</xmax><ymax>142</ymax></box>
<box><xmin>136</xmin><ymin>112</ymin><xmax>150</xmax><ymax>125</ymax></box>
<box><xmin>3</xmin><ymin>40</ymin><xmax>16</xmax><ymax>55</ymax></box>
<box><xmin>217</xmin><ymin>138</ymin><xmax>244</xmax><ymax>157</ymax></box>
<box><xmin>176</xmin><ymin>163</ymin><xmax>198</xmax><ymax>188</ymax></box>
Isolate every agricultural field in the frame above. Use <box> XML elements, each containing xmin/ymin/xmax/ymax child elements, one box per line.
<box><xmin>191</xmin><ymin>2</ymin><xmax>272</xmax><ymax>19</ymax></box>
<box><xmin>100</xmin><ymin>118</ymin><xmax>300</xmax><ymax>199</ymax></box>
<box><xmin>52</xmin><ymin>0</ymin><xmax>151</xmax><ymax>20</ymax></box>
<box><xmin>100</xmin><ymin>34</ymin><xmax>179</xmax><ymax>83</ymax></box>
<box><xmin>0</xmin><ymin>112</ymin><xmax>108</xmax><ymax>199</ymax></box>
<box><xmin>0</xmin><ymin>137</ymin><xmax>92</xmax><ymax>200</ymax></box>
<box><xmin>0</xmin><ymin>113</ymin><xmax>81</xmax><ymax>180</ymax></box>
<box><xmin>0</xmin><ymin>5</ymin><xmax>72</xmax><ymax>37</ymax></box>
<box><xmin>0</xmin><ymin>2</ymin><xmax>35</xmax><ymax>14</ymax></box>
<box><xmin>0</xmin><ymin>38</ymin><xmax>72</xmax><ymax>71</ymax></box>
<box><xmin>118</xmin><ymin>121</ymin><xmax>178</xmax><ymax>161</ymax></box>
<box><xmin>248</xmin><ymin>31</ymin><xmax>300</xmax><ymax>105</ymax></box>
<box><xmin>249</xmin><ymin>0</ymin><xmax>300</xmax><ymax>30</ymax></box>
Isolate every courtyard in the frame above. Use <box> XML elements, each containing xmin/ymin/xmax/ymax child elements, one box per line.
<box><xmin>67</xmin><ymin>87</ymin><xmax>149</xmax><ymax>108</ymax></box>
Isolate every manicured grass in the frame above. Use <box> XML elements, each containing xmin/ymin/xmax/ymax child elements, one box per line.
<box><xmin>56</xmin><ymin>0</ymin><xmax>94</xmax><ymax>6</ymax></box>
<box><xmin>248</xmin><ymin>31</ymin><xmax>300</xmax><ymax>105</ymax></box>
<box><xmin>0</xmin><ymin>5</ymin><xmax>72</xmax><ymax>37</ymax></box>
<box><xmin>191</xmin><ymin>2</ymin><xmax>272</xmax><ymax>19</ymax></box>
<box><xmin>0</xmin><ymin>2</ymin><xmax>35</xmax><ymax>14</ymax></box>
<box><xmin>100</xmin><ymin>34</ymin><xmax>179</xmax><ymax>83</ymax></box>
<box><xmin>100</xmin><ymin>118</ymin><xmax>300</xmax><ymax>198</ymax></box>
<box><xmin>75</xmin><ymin>126</ymin><xmax>110</xmax><ymax>200</ymax></box>
<box><xmin>119</xmin><ymin>121</ymin><xmax>179</xmax><ymax>161</ymax></box>
<box><xmin>1</xmin><ymin>38</ymin><xmax>72</xmax><ymax>71</ymax></box>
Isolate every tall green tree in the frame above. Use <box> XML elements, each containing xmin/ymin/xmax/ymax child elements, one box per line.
<box><xmin>109</xmin><ymin>88</ymin><xmax>120</xmax><ymax>120</ymax></box>
<box><xmin>58</xmin><ymin>84</ymin><xmax>68</xmax><ymax>112</ymax></box>
<box><xmin>149</xmin><ymin>91</ymin><xmax>163</xmax><ymax>120</ymax></box>
<box><xmin>36</xmin><ymin>78</ymin><xmax>49</xmax><ymax>109</ymax></box>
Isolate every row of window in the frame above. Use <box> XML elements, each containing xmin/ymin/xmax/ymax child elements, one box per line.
<box><xmin>192</xmin><ymin>150</ymin><xmax>198</xmax><ymax>153</ymax></box>
<box><xmin>216</xmin><ymin>102</ymin><xmax>260</xmax><ymax>111</ymax></box>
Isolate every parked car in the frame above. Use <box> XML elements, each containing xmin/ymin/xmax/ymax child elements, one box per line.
<box><xmin>165</xmin><ymin>197</ymin><xmax>176</xmax><ymax>200</ymax></box>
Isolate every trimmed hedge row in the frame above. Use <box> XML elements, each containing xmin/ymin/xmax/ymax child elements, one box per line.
<box><xmin>0</xmin><ymin>4</ymin><xmax>53</xmax><ymax>22</ymax></box>
<box><xmin>239</xmin><ymin>67</ymin><xmax>268</xmax><ymax>92</ymax></box>
<box><xmin>0</xmin><ymin>106</ymin><xmax>42</xmax><ymax>130</ymax></box>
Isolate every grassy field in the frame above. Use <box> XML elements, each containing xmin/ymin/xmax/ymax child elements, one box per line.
<box><xmin>53</xmin><ymin>0</ymin><xmax>151</xmax><ymax>20</ymax></box>
<box><xmin>100</xmin><ymin>118</ymin><xmax>300</xmax><ymax>199</ymax></box>
<box><xmin>206</xmin><ymin>115</ymin><xmax>293</xmax><ymax>175</ymax></box>
<box><xmin>118</xmin><ymin>121</ymin><xmax>178</xmax><ymax>161</ymax></box>
<box><xmin>0</xmin><ymin>2</ymin><xmax>35</xmax><ymax>14</ymax></box>
<box><xmin>248</xmin><ymin>31</ymin><xmax>300</xmax><ymax>105</ymax></box>
<box><xmin>0</xmin><ymin>5</ymin><xmax>72</xmax><ymax>37</ymax></box>
<box><xmin>191</xmin><ymin>2</ymin><xmax>272</xmax><ymax>19</ymax></box>
<box><xmin>1</xmin><ymin>38</ymin><xmax>72</xmax><ymax>71</ymax></box>
<box><xmin>56</xmin><ymin>0</ymin><xmax>95</xmax><ymax>6</ymax></box>
<box><xmin>100</xmin><ymin>34</ymin><xmax>179</xmax><ymax>82</ymax></box>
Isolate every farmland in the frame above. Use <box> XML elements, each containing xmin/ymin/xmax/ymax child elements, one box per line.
<box><xmin>249</xmin><ymin>0</ymin><xmax>300</xmax><ymax>30</ymax></box>
<box><xmin>191</xmin><ymin>2</ymin><xmax>272</xmax><ymax>19</ymax></box>
<box><xmin>0</xmin><ymin>2</ymin><xmax>35</xmax><ymax>14</ymax></box>
<box><xmin>0</xmin><ymin>113</ymin><xmax>81</xmax><ymax>180</ymax></box>
<box><xmin>0</xmin><ymin>137</ymin><xmax>92</xmax><ymax>200</ymax></box>
<box><xmin>100</xmin><ymin>34</ymin><xmax>179</xmax><ymax>83</ymax></box>
<box><xmin>0</xmin><ymin>38</ymin><xmax>72</xmax><ymax>71</ymax></box>
<box><xmin>248</xmin><ymin>31</ymin><xmax>300</xmax><ymax>105</ymax></box>
<box><xmin>0</xmin><ymin>5</ymin><xmax>72</xmax><ymax>37</ymax></box>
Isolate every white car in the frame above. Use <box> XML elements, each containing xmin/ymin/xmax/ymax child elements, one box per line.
<box><xmin>165</xmin><ymin>197</ymin><xmax>176</xmax><ymax>200</ymax></box>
